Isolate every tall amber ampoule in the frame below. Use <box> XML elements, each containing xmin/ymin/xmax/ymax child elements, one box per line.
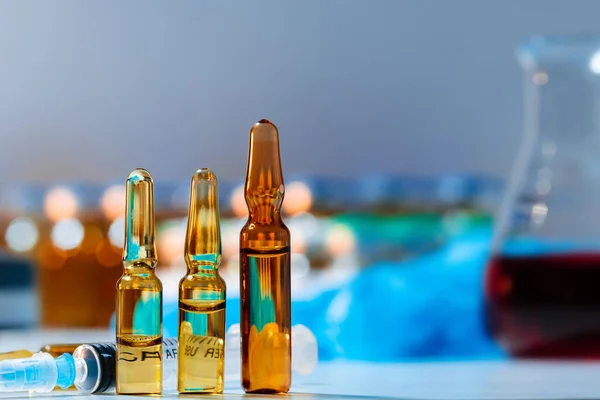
<box><xmin>116</xmin><ymin>168</ymin><xmax>163</xmax><ymax>395</ymax></box>
<box><xmin>240</xmin><ymin>119</ymin><xmax>291</xmax><ymax>394</ymax></box>
<box><xmin>178</xmin><ymin>168</ymin><xmax>226</xmax><ymax>394</ymax></box>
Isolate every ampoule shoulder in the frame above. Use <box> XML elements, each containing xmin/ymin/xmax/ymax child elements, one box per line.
<box><xmin>179</xmin><ymin>271</ymin><xmax>226</xmax><ymax>292</ymax></box>
<box><xmin>117</xmin><ymin>266</ymin><xmax>162</xmax><ymax>291</ymax></box>
<box><xmin>241</xmin><ymin>219</ymin><xmax>289</xmax><ymax>244</ymax></box>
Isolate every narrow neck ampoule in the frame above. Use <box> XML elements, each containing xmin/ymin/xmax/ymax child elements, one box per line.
<box><xmin>240</xmin><ymin>119</ymin><xmax>291</xmax><ymax>394</ymax></box>
<box><xmin>178</xmin><ymin>168</ymin><xmax>226</xmax><ymax>393</ymax></box>
<box><xmin>116</xmin><ymin>168</ymin><xmax>163</xmax><ymax>394</ymax></box>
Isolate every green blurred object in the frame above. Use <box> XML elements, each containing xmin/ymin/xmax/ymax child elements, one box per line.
<box><xmin>332</xmin><ymin>211</ymin><xmax>493</xmax><ymax>264</ymax></box>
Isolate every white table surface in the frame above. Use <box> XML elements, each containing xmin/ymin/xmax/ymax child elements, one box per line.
<box><xmin>2</xmin><ymin>329</ymin><xmax>600</xmax><ymax>400</ymax></box>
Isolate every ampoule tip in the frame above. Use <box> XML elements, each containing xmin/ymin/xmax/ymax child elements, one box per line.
<box><xmin>250</xmin><ymin>119</ymin><xmax>279</xmax><ymax>142</ymax></box>
<box><xmin>192</xmin><ymin>168</ymin><xmax>217</xmax><ymax>182</ymax></box>
<box><xmin>127</xmin><ymin>168</ymin><xmax>152</xmax><ymax>182</ymax></box>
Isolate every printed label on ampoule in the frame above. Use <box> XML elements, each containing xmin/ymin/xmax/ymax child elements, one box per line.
<box><xmin>117</xmin><ymin>337</ymin><xmax>162</xmax><ymax>393</ymax></box>
<box><xmin>182</xmin><ymin>334</ymin><xmax>224</xmax><ymax>359</ymax></box>
<box><xmin>179</xmin><ymin>334</ymin><xmax>224</xmax><ymax>389</ymax></box>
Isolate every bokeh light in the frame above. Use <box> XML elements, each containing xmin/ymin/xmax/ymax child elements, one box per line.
<box><xmin>231</xmin><ymin>184</ymin><xmax>246</xmax><ymax>218</ymax></box>
<box><xmin>108</xmin><ymin>217</ymin><xmax>124</xmax><ymax>248</ymax></box>
<box><xmin>157</xmin><ymin>223</ymin><xmax>185</xmax><ymax>267</ymax></box>
<box><xmin>288</xmin><ymin>224</ymin><xmax>306</xmax><ymax>254</ymax></box>
<box><xmin>51</xmin><ymin>218</ymin><xmax>85</xmax><ymax>251</ymax></box>
<box><xmin>283</xmin><ymin>181</ymin><xmax>312</xmax><ymax>215</ymax></box>
<box><xmin>44</xmin><ymin>187</ymin><xmax>78</xmax><ymax>222</ymax></box>
<box><xmin>291</xmin><ymin>253</ymin><xmax>310</xmax><ymax>280</ymax></box>
<box><xmin>288</xmin><ymin>212</ymin><xmax>319</xmax><ymax>237</ymax></box>
<box><xmin>325</xmin><ymin>223</ymin><xmax>356</xmax><ymax>257</ymax></box>
<box><xmin>5</xmin><ymin>217</ymin><xmax>39</xmax><ymax>252</ymax></box>
<box><xmin>101</xmin><ymin>185</ymin><xmax>126</xmax><ymax>220</ymax></box>
<box><xmin>221</xmin><ymin>220</ymin><xmax>240</xmax><ymax>260</ymax></box>
<box><xmin>590</xmin><ymin>51</ymin><xmax>600</xmax><ymax>74</ymax></box>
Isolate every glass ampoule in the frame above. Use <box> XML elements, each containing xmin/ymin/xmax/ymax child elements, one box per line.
<box><xmin>178</xmin><ymin>168</ymin><xmax>226</xmax><ymax>393</ymax></box>
<box><xmin>240</xmin><ymin>119</ymin><xmax>291</xmax><ymax>394</ymax></box>
<box><xmin>115</xmin><ymin>168</ymin><xmax>163</xmax><ymax>394</ymax></box>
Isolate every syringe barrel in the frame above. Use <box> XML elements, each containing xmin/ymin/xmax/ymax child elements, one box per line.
<box><xmin>0</xmin><ymin>352</ymin><xmax>63</xmax><ymax>393</ymax></box>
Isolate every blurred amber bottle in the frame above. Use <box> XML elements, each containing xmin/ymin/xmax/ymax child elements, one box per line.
<box><xmin>36</xmin><ymin>184</ymin><xmax>124</xmax><ymax>327</ymax></box>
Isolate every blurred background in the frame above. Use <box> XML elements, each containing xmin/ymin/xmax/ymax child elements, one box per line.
<box><xmin>3</xmin><ymin>0</ymin><xmax>600</xmax><ymax>363</ymax></box>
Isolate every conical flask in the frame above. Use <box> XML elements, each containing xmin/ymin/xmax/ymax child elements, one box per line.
<box><xmin>486</xmin><ymin>35</ymin><xmax>600</xmax><ymax>358</ymax></box>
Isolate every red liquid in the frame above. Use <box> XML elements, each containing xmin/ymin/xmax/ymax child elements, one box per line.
<box><xmin>485</xmin><ymin>253</ymin><xmax>600</xmax><ymax>358</ymax></box>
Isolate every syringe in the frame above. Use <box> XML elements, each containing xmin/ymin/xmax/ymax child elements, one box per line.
<box><xmin>0</xmin><ymin>324</ymin><xmax>317</xmax><ymax>394</ymax></box>
<box><xmin>0</xmin><ymin>342</ymin><xmax>116</xmax><ymax>394</ymax></box>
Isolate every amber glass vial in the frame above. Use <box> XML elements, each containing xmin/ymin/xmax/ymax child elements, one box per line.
<box><xmin>115</xmin><ymin>169</ymin><xmax>163</xmax><ymax>394</ymax></box>
<box><xmin>240</xmin><ymin>119</ymin><xmax>291</xmax><ymax>393</ymax></box>
<box><xmin>178</xmin><ymin>168</ymin><xmax>226</xmax><ymax>393</ymax></box>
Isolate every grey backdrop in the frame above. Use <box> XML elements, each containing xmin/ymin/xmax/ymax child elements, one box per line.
<box><xmin>0</xmin><ymin>0</ymin><xmax>596</xmax><ymax>183</ymax></box>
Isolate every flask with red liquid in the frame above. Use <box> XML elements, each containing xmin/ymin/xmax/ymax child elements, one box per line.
<box><xmin>486</xmin><ymin>36</ymin><xmax>600</xmax><ymax>358</ymax></box>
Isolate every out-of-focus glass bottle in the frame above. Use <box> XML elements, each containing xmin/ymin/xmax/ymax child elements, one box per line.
<box><xmin>486</xmin><ymin>35</ymin><xmax>600</xmax><ymax>358</ymax></box>
<box><xmin>37</xmin><ymin>184</ymin><xmax>123</xmax><ymax>327</ymax></box>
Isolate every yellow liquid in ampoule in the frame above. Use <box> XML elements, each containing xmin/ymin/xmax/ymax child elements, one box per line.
<box><xmin>116</xmin><ymin>285</ymin><xmax>162</xmax><ymax>394</ymax></box>
<box><xmin>116</xmin><ymin>168</ymin><xmax>162</xmax><ymax>395</ymax></box>
<box><xmin>178</xmin><ymin>299</ymin><xmax>225</xmax><ymax>393</ymax></box>
<box><xmin>177</xmin><ymin>168</ymin><xmax>226</xmax><ymax>394</ymax></box>
<box><xmin>240</xmin><ymin>247</ymin><xmax>291</xmax><ymax>393</ymax></box>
